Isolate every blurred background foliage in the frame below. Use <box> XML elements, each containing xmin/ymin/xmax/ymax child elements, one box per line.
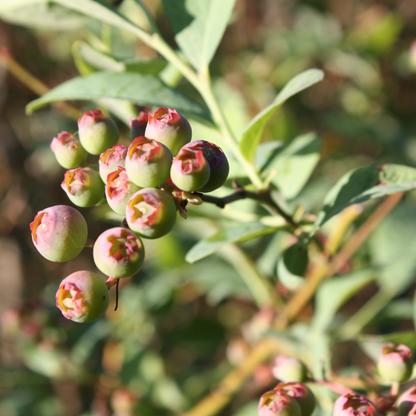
<box><xmin>1</xmin><ymin>0</ymin><xmax>416</xmax><ymax>415</ymax></box>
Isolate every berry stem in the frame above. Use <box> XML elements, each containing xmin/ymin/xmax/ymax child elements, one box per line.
<box><xmin>85</xmin><ymin>239</ymin><xmax>95</xmax><ymax>249</ymax></box>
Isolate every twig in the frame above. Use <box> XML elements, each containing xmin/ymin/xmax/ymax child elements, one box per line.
<box><xmin>0</xmin><ymin>47</ymin><xmax>81</xmax><ymax>120</ymax></box>
<box><xmin>283</xmin><ymin>193</ymin><xmax>403</xmax><ymax>323</ymax></box>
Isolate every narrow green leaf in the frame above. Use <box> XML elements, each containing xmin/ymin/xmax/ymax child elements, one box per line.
<box><xmin>312</xmin><ymin>164</ymin><xmax>416</xmax><ymax>234</ymax></box>
<box><xmin>0</xmin><ymin>1</ymin><xmax>85</xmax><ymax>30</ymax></box>
<box><xmin>72</xmin><ymin>41</ymin><xmax>167</xmax><ymax>76</ymax></box>
<box><xmin>262</xmin><ymin>133</ymin><xmax>321</xmax><ymax>199</ymax></box>
<box><xmin>240</xmin><ymin>69</ymin><xmax>324</xmax><ymax>163</ymax></box>
<box><xmin>312</xmin><ymin>269</ymin><xmax>376</xmax><ymax>332</ymax></box>
<box><xmin>162</xmin><ymin>0</ymin><xmax>237</xmax><ymax>72</ymax></box>
<box><xmin>26</xmin><ymin>71</ymin><xmax>211</xmax><ymax>123</ymax></box>
<box><xmin>185</xmin><ymin>222</ymin><xmax>287</xmax><ymax>263</ymax></box>
<box><xmin>277</xmin><ymin>243</ymin><xmax>309</xmax><ymax>291</ymax></box>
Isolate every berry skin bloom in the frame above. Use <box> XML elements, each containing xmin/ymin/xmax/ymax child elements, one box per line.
<box><xmin>30</xmin><ymin>205</ymin><xmax>88</xmax><ymax>262</ymax></box>
<box><xmin>377</xmin><ymin>343</ymin><xmax>413</xmax><ymax>383</ymax></box>
<box><xmin>126</xmin><ymin>188</ymin><xmax>177</xmax><ymax>239</ymax></box>
<box><xmin>333</xmin><ymin>393</ymin><xmax>377</xmax><ymax>416</ymax></box>
<box><xmin>78</xmin><ymin>109</ymin><xmax>119</xmax><ymax>155</ymax></box>
<box><xmin>50</xmin><ymin>131</ymin><xmax>87</xmax><ymax>169</ymax></box>
<box><xmin>145</xmin><ymin>107</ymin><xmax>192</xmax><ymax>156</ymax></box>
<box><xmin>93</xmin><ymin>227</ymin><xmax>145</xmax><ymax>278</ymax></box>
<box><xmin>258</xmin><ymin>389</ymin><xmax>301</xmax><ymax>416</ymax></box>
<box><xmin>56</xmin><ymin>271</ymin><xmax>109</xmax><ymax>323</ymax></box>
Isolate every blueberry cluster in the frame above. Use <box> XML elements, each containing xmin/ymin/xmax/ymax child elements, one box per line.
<box><xmin>30</xmin><ymin>108</ymin><xmax>229</xmax><ymax>323</ymax></box>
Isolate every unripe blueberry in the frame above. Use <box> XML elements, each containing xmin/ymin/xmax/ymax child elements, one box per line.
<box><xmin>145</xmin><ymin>107</ymin><xmax>192</xmax><ymax>155</ymax></box>
<box><xmin>125</xmin><ymin>136</ymin><xmax>172</xmax><ymax>187</ymax></box>
<box><xmin>99</xmin><ymin>145</ymin><xmax>127</xmax><ymax>183</ymax></box>
<box><xmin>398</xmin><ymin>385</ymin><xmax>416</xmax><ymax>416</ymax></box>
<box><xmin>105</xmin><ymin>167</ymin><xmax>141</xmax><ymax>216</ymax></box>
<box><xmin>272</xmin><ymin>356</ymin><xmax>308</xmax><ymax>383</ymax></box>
<box><xmin>61</xmin><ymin>167</ymin><xmax>105</xmax><ymax>207</ymax></box>
<box><xmin>56</xmin><ymin>271</ymin><xmax>109</xmax><ymax>323</ymax></box>
<box><xmin>378</xmin><ymin>343</ymin><xmax>413</xmax><ymax>383</ymax></box>
<box><xmin>50</xmin><ymin>131</ymin><xmax>87</xmax><ymax>169</ymax></box>
<box><xmin>170</xmin><ymin>147</ymin><xmax>210</xmax><ymax>192</ymax></box>
<box><xmin>275</xmin><ymin>383</ymin><xmax>316</xmax><ymax>416</ymax></box>
<box><xmin>93</xmin><ymin>227</ymin><xmax>145</xmax><ymax>278</ymax></box>
<box><xmin>130</xmin><ymin>111</ymin><xmax>148</xmax><ymax>141</ymax></box>
<box><xmin>126</xmin><ymin>188</ymin><xmax>177</xmax><ymax>239</ymax></box>
<box><xmin>78</xmin><ymin>110</ymin><xmax>119</xmax><ymax>155</ymax></box>
<box><xmin>182</xmin><ymin>141</ymin><xmax>229</xmax><ymax>192</ymax></box>
<box><xmin>258</xmin><ymin>389</ymin><xmax>301</xmax><ymax>416</ymax></box>
<box><xmin>30</xmin><ymin>205</ymin><xmax>88</xmax><ymax>262</ymax></box>
<box><xmin>333</xmin><ymin>394</ymin><xmax>377</xmax><ymax>416</ymax></box>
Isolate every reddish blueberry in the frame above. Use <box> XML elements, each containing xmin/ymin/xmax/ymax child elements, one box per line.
<box><xmin>258</xmin><ymin>389</ymin><xmax>301</xmax><ymax>416</ymax></box>
<box><xmin>333</xmin><ymin>394</ymin><xmax>377</xmax><ymax>416</ymax></box>
<box><xmin>130</xmin><ymin>112</ymin><xmax>148</xmax><ymax>141</ymax></box>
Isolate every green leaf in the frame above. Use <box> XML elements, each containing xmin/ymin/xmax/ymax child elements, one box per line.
<box><xmin>72</xmin><ymin>41</ymin><xmax>167</xmax><ymax>76</ymax></box>
<box><xmin>161</xmin><ymin>0</ymin><xmax>237</xmax><ymax>72</ymax></box>
<box><xmin>312</xmin><ymin>269</ymin><xmax>376</xmax><ymax>332</ymax></box>
<box><xmin>277</xmin><ymin>243</ymin><xmax>309</xmax><ymax>291</ymax></box>
<box><xmin>312</xmin><ymin>164</ymin><xmax>416</xmax><ymax>234</ymax></box>
<box><xmin>0</xmin><ymin>1</ymin><xmax>85</xmax><ymax>30</ymax></box>
<box><xmin>26</xmin><ymin>71</ymin><xmax>211</xmax><ymax>123</ymax></box>
<box><xmin>185</xmin><ymin>222</ymin><xmax>287</xmax><ymax>263</ymax></box>
<box><xmin>369</xmin><ymin>203</ymin><xmax>416</xmax><ymax>294</ymax></box>
<box><xmin>240</xmin><ymin>69</ymin><xmax>324</xmax><ymax>163</ymax></box>
<box><xmin>262</xmin><ymin>133</ymin><xmax>321</xmax><ymax>199</ymax></box>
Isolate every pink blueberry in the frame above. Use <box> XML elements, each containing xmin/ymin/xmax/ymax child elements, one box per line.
<box><xmin>99</xmin><ymin>145</ymin><xmax>127</xmax><ymax>183</ymax></box>
<box><xmin>274</xmin><ymin>383</ymin><xmax>316</xmax><ymax>416</ymax></box>
<box><xmin>30</xmin><ymin>205</ymin><xmax>88</xmax><ymax>262</ymax></box>
<box><xmin>78</xmin><ymin>109</ymin><xmax>119</xmax><ymax>155</ymax></box>
<box><xmin>258</xmin><ymin>389</ymin><xmax>301</xmax><ymax>416</ymax></box>
<box><xmin>130</xmin><ymin>111</ymin><xmax>148</xmax><ymax>141</ymax></box>
<box><xmin>378</xmin><ymin>343</ymin><xmax>413</xmax><ymax>383</ymax></box>
<box><xmin>333</xmin><ymin>394</ymin><xmax>377</xmax><ymax>416</ymax></box>
<box><xmin>145</xmin><ymin>107</ymin><xmax>192</xmax><ymax>155</ymax></box>
<box><xmin>50</xmin><ymin>131</ymin><xmax>87</xmax><ymax>169</ymax></box>
<box><xmin>105</xmin><ymin>167</ymin><xmax>141</xmax><ymax>216</ymax></box>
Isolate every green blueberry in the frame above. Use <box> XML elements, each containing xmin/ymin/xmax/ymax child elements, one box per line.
<box><xmin>78</xmin><ymin>109</ymin><xmax>119</xmax><ymax>155</ymax></box>
<box><xmin>50</xmin><ymin>131</ymin><xmax>87</xmax><ymax>169</ymax></box>
<box><xmin>55</xmin><ymin>271</ymin><xmax>109</xmax><ymax>323</ymax></box>
<box><xmin>125</xmin><ymin>136</ymin><xmax>172</xmax><ymax>188</ymax></box>
<box><xmin>61</xmin><ymin>167</ymin><xmax>105</xmax><ymax>207</ymax></box>
<box><xmin>93</xmin><ymin>227</ymin><xmax>145</xmax><ymax>278</ymax></box>
<box><xmin>125</xmin><ymin>188</ymin><xmax>177</xmax><ymax>239</ymax></box>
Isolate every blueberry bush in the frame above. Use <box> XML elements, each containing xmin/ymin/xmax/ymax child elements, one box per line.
<box><xmin>1</xmin><ymin>1</ymin><xmax>416</xmax><ymax>415</ymax></box>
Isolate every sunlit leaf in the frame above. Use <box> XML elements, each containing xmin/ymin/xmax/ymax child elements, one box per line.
<box><xmin>162</xmin><ymin>0</ymin><xmax>237</xmax><ymax>72</ymax></box>
<box><xmin>312</xmin><ymin>164</ymin><xmax>416</xmax><ymax>234</ymax></box>
<box><xmin>26</xmin><ymin>71</ymin><xmax>211</xmax><ymax>123</ymax></box>
<box><xmin>262</xmin><ymin>133</ymin><xmax>321</xmax><ymax>199</ymax></box>
<box><xmin>240</xmin><ymin>69</ymin><xmax>324</xmax><ymax>163</ymax></box>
